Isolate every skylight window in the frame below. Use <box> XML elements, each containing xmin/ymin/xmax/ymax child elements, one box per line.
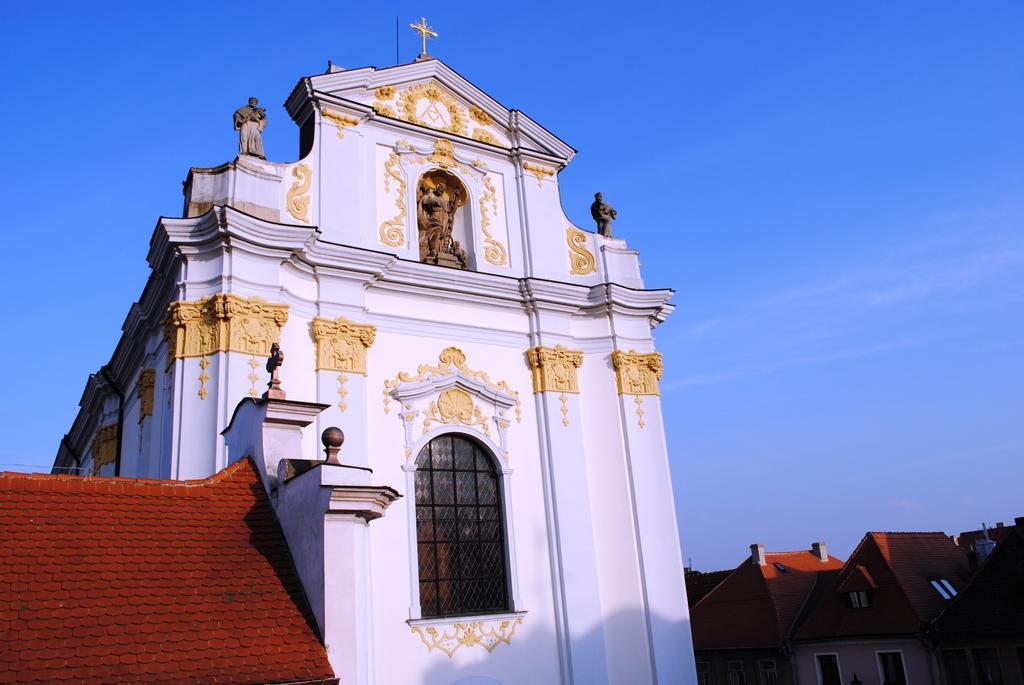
<box><xmin>930</xmin><ymin>579</ymin><xmax>957</xmax><ymax>600</ymax></box>
<box><xmin>773</xmin><ymin>562</ymin><xmax>788</xmax><ymax>573</ymax></box>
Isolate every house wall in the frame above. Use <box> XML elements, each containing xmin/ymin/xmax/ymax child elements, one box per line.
<box><xmin>695</xmin><ymin>648</ymin><xmax>796</xmax><ymax>685</ymax></box>
<box><xmin>793</xmin><ymin>638</ymin><xmax>932</xmax><ymax>685</ymax></box>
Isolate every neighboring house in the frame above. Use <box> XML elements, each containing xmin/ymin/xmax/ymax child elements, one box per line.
<box><xmin>790</xmin><ymin>532</ymin><xmax>972</xmax><ymax>685</ymax></box>
<box><xmin>685</xmin><ymin>568</ymin><xmax>732</xmax><ymax>607</ymax></box>
<box><xmin>691</xmin><ymin>542</ymin><xmax>843</xmax><ymax>685</ymax></box>
<box><xmin>930</xmin><ymin>520</ymin><xmax>1024</xmax><ymax>685</ymax></box>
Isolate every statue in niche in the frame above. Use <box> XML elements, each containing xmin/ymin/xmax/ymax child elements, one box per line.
<box><xmin>417</xmin><ymin>173</ymin><xmax>468</xmax><ymax>269</ymax></box>
<box><xmin>233</xmin><ymin>97</ymin><xmax>267</xmax><ymax>159</ymax></box>
<box><xmin>591</xmin><ymin>192</ymin><xmax>617</xmax><ymax>237</ymax></box>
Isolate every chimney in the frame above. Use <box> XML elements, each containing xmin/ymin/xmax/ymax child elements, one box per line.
<box><xmin>811</xmin><ymin>541</ymin><xmax>829</xmax><ymax>562</ymax></box>
<box><xmin>1014</xmin><ymin>517</ymin><xmax>1024</xmax><ymax>527</ymax></box>
<box><xmin>996</xmin><ymin>522</ymin><xmax>1004</xmax><ymax>528</ymax></box>
<box><xmin>750</xmin><ymin>544</ymin><xmax>766</xmax><ymax>566</ymax></box>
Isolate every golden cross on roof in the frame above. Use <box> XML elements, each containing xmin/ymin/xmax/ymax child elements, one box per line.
<box><xmin>410</xmin><ymin>17</ymin><xmax>438</xmax><ymax>56</ymax></box>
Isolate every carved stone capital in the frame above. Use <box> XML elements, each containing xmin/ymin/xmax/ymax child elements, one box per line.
<box><xmin>91</xmin><ymin>424</ymin><xmax>118</xmax><ymax>474</ymax></box>
<box><xmin>525</xmin><ymin>345</ymin><xmax>584</xmax><ymax>394</ymax></box>
<box><xmin>163</xmin><ymin>294</ymin><xmax>289</xmax><ymax>360</ymax></box>
<box><xmin>611</xmin><ymin>350</ymin><xmax>663</xmax><ymax>396</ymax></box>
<box><xmin>311</xmin><ymin>316</ymin><xmax>377</xmax><ymax>374</ymax></box>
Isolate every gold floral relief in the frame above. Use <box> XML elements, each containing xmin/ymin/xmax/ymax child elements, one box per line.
<box><xmin>322</xmin><ymin>108</ymin><xmax>361</xmax><ymax>139</ymax></box>
<box><xmin>396</xmin><ymin>81</ymin><xmax>468</xmax><ymax>136</ymax></box>
<box><xmin>422</xmin><ymin>388</ymin><xmax>491</xmax><ymax>436</ymax></box>
<box><xmin>428</xmin><ymin>138</ymin><xmax>456</xmax><ymax>169</ymax></box>
<box><xmin>469</xmin><ymin>105</ymin><xmax>493</xmax><ymax>126</ymax></box>
<box><xmin>611</xmin><ymin>350</ymin><xmax>664</xmax><ymax>396</ymax></box>
<box><xmin>566</xmin><ymin>227</ymin><xmax>597</xmax><ymax>275</ymax></box>
<box><xmin>375</xmin><ymin>85</ymin><xmax>396</xmax><ymax>100</ymax></box>
<box><xmin>163</xmin><ymin>294</ymin><xmax>289</xmax><ymax>360</ymax></box>
<box><xmin>522</xmin><ymin>162</ymin><xmax>554</xmax><ymax>189</ymax></box>
<box><xmin>286</xmin><ymin>164</ymin><xmax>312</xmax><ymax>224</ymax></box>
<box><xmin>311</xmin><ymin>316</ymin><xmax>377</xmax><ymax>374</ymax></box>
<box><xmin>379</xmin><ymin>151</ymin><xmax>407</xmax><ymax>247</ymax></box>
<box><xmin>411</xmin><ymin>617</ymin><xmax>524</xmax><ymax>657</ymax></box>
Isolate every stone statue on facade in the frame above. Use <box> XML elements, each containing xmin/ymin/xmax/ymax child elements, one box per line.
<box><xmin>233</xmin><ymin>97</ymin><xmax>267</xmax><ymax>159</ymax></box>
<box><xmin>417</xmin><ymin>181</ymin><xmax>468</xmax><ymax>268</ymax></box>
<box><xmin>591</xmin><ymin>192</ymin><xmax>617</xmax><ymax>237</ymax></box>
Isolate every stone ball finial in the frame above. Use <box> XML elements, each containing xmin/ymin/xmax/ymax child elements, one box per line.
<box><xmin>322</xmin><ymin>427</ymin><xmax>345</xmax><ymax>449</ymax></box>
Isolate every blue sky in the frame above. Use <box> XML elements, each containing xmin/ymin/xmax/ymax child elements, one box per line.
<box><xmin>1</xmin><ymin>3</ymin><xmax>1020</xmax><ymax>569</ymax></box>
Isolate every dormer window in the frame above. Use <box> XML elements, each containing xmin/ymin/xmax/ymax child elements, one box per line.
<box><xmin>930</xmin><ymin>578</ymin><xmax>957</xmax><ymax>600</ymax></box>
<box><xmin>848</xmin><ymin>590</ymin><xmax>870</xmax><ymax>608</ymax></box>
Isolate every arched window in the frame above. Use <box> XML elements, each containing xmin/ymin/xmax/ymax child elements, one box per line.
<box><xmin>415</xmin><ymin>434</ymin><xmax>508</xmax><ymax>618</ymax></box>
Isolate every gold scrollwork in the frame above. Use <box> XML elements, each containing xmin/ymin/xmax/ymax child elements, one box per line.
<box><xmin>525</xmin><ymin>345</ymin><xmax>584</xmax><ymax>394</ymax></box>
<box><xmin>479</xmin><ymin>174</ymin><xmax>508</xmax><ymax>266</ymax></box>
<box><xmin>469</xmin><ymin>105</ymin><xmax>493</xmax><ymax>126</ymax></box>
<box><xmin>286</xmin><ymin>164</ymin><xmax>312</xmax><ymax>224</ymax></box>
<box><xmin>411</xmin><ymin>617</ymin><xmax>524</xmax><ymax>657</ymax></box>
<box><xmin>137</xmin><ymin>368</ymin><xmax>155</xmax><ymax>423</ymax></box>
<box><xmin>611</xmin><ymin>350</ymin><xmax>664</xmax><ymax>396</ymax></box>
<box><xmin>322</xmin><ymin>108</ymin><xmax>361</xmax><ymax>139</ymax></box>
<box><xmin>522</xmin><ymin>162</ymin><xmax>554</xmax><ymax>189</ymax></box>
<box><xmin>311</xmin><ymin>316</ymin><xmax>377</xmax><ymax>374</ymax></box>
<box><xmin>396</xmin><ymin>81</ymin><xmax>468</xmax><ymax>136</ymax></box>
<box><xmin>379</xmin><ymin>151</ymin><xmax>407</xmax><ymax>247</ymax></box>
<box><xmin>383</xmin><ymin>347</ymin><xmax>520</xmax><ymax>420</ymax></box>
<box><xmin>91</xmin><ymin>424</ymin><xmax>118</xmax><ymax>475</ymax></box>
<box><xmin>374</xmin><ymin>103</ymin><xmax>397</xmax><ymax>118</ymax></box>
<box><xmin>471</xmin><ymin>128</ymin><xmax>500</xmax><ymax>146</ymax></box>
<box><xmin>375</xmin><ymin>85</ymin><xmax>396</xmax><ymax>100</ymax></box>
<box><xmin>164</xmin><ymin>294</ymin><xmax>289</xmax><ymax>360</ymax></box>
<box><xmin>566</xmin><ymin>227</ymin><xmax>597</xmax><ymax>275</ymax></box>
<box><xmin>422</xmin><ymin>388</ymin><xmax>491</xmax><ymax>436</ymax></box>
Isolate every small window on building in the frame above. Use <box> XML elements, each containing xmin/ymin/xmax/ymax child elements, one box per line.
<box><xmin>817</xmin><ymin>654</ymin><xmax>841</xmax><ymax>685</ymax></box>
<box><xmin>728</xmin><ymin>660</ymin><xmax>747</xmax><ymax>685</ymax></box>
<box><xmin>848</xmin><ymin>590</ymin><xmax>870</xmax><ymax>608</ymax></box>
<box><xmin>773</xmin><ymin>562</ymin><xmax>788</xmax><ymax>573</ymax></box>
<box><xmin>973</xmin><ymin>648</ymin><xmax>1004</xmax><ymax>685</ymax></box>
<box><xmin>697</xmin><ymin>661</ymin><xmax>714</xmax><ymax>685</ymax></box>
<box><xmin>758</xmin><ymin>659</ymin><xmax>779</xmax><ymax>685</ymax></box>
<box><xmin>878</xmin><ymin>651</ymin><xmax>908</xmax><ymax>685</ymax></box>
<box><xmin>930</xmin><ymin>579</ymin><xmax>955</xmax><ymax>600</ymax></box>
<box><xmin>941</xmin><ymin>649</ymin><xmax>972</xmax><ymax>685</ymax></box>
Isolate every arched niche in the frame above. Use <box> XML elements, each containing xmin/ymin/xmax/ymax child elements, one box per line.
<box><xmin>416</xmin><ymin>168</ymin><xmax>473</xmax><ymax>270</ymax></box>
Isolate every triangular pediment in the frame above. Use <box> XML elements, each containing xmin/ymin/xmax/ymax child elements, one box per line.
<box><xmin>288</xmin><ymin>58</ymin><xmax>574</xmax><ymax>162</ymax></box>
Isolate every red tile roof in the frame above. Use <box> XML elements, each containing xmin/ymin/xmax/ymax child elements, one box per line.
<box><xmin>0</xmin><ymin>458</ymin><xmax>336</xmax><ymax>684</ymax></box>
<box><xmin>685</xmin><ymin>569</ymin><xmax>732</xmax><ymax>607</ymax></box>
<box><xmin>793</xmin><ymin>532</ymin><xmax>971</xmax><ymax>639</ymax></box>
<box><xmin>956</xmin><ymin>519</ymin><xmax>1022</xmax><ymax>553</ymax></box>
<box><xmin>691</xmin><ymin>550</ymin><xmax>844</xmax><ymax>650</ymax></box>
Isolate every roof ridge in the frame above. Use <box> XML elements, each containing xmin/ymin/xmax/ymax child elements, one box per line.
<box><xmin>0</xmin><ymin>456</ymin><xmax>255</xmax><ymax>489</ymax></box>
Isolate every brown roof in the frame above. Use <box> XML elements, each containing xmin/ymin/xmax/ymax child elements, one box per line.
<box><xmin>685</xmin><ymin>569</ymin><xmax>732</xmax><ymax>607</ymax></box>
<box><xmin>691</xmin><ymin>550</ymin><xmax>844</xmax><ymax>650</ymax></box>
<box><xmin>956</xmin><ymin>518</ymin><xmax>1023</xmax><ymax>553</ymax></box>
<box><xmin>793</xmin><ymin>532</ymin><xmax>971</xmax><ymax>639</ymax></box>
<box><xmin>0</xmin><ymin>458</ymin><xmax>336</xmax><ymax>684</ymax></box>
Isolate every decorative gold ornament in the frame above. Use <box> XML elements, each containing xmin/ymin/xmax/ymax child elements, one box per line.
<box><xmin>136</xmin><ymin>368</ymin><xmax>155</xmax><ymax>423</ymax></box>
<box><xmin>469</xmin><ymin>105</ymin><xmax>493</xmax><ymax>126</ymax></box>
<box><xmin>198</xmin><ymin>356</ymin><xmax>211</xmax><ymax>400</ymax></box>
<box><xmin>247</xmin><ymin>356</ymin><xmax>260</xmax><ymax>398</ymax></box>
<box><xmin>311</xmin><ymin>316</ymin><xmax>376</xmax><ymax>374</ymax></box>
<box><xmin>336</xmin><ymin>373</ymin><xmax>348</xmax><ymax>412</ymax></box>
<box><xmin>559</xmin><ymin>393</ymin><xmax>570</xmax><ymax>427</ymax></box>
<box><xmin>428</xmin><ymin>138</ymin><xmax>457</xmax><ymax>169</ymax></box>
<box><xmin>409</xmin><ymin>16</ymin><xmax>438</xmax><ymax>56</ymax></box>
<box><xmin>164</xmin><ymin>294</ymin><xmax>289</xmax><ymax>360</ymax></box>
<box><xmin>322</xmin><ymin>108</ymin><xmax>361</xmax><ymax>139</ymax></box>
<box><xmin>479</xmin><ymin>174</ymin><xmax>508</xmax><ymax>266</ymax></box>
<box><xmin>471</xmin><ymin>129</ymin><xmax>500</xmax><ymax>146</ymax></box>
<box><xmin>375</xmin><ymin>85</ymin><xmax>396</xmax><ymax>101</ymax></box>
<box><xmin>91</xmin><ymin>424</ymin><xmax>118</xmax><ymax>475</ymax></box>
<box><xmin>379</xmin><ymin>151</ymin><xmax>407</xmax><ymax>247</ymax></box>
<box><xmin>566</xmin><ymin>227</ymin><xmax>597</xmax><ymax>275</ymax></box>
<box><xmin>522</xmin><ymin>162</ymin><xmax>554</xmax><ymax>189</ymax></box>
<box><xmin>611</xmin><ymin>350</ymin><xmax>664</xmax><ymax>396</ymax></box>
<box><xmin>286</xmin><ymin>164</ymin><xmax>312</xmax><ymax>224</ymax></box>
<box><xmin>525</xmin><ymin>345</ymin><xmax>584</xmax><ymax>394</ymax></box>
<box><xmin>373</xmin><ymin>102</ymin><xmax>398</xmax><ymax>118</ymax></box>
<box><xmin>411</xmin><ymin>616</ymin><xmax>524</xmax><ymax>657</ymax></box>
<box><xmin>383</xmin><ymin>346</ymin><xmax>520</xmax><ymax>420</ymax></box>
<box><xmin>397</xmin><ymin>81</ymin><xmax>468</xmax><ymax>136</ymax></box>
<box><xmin>634</xmin><ymin>396</ymin><xmax>646</xmax><ymax>429</ymax></box>
<box><xmin>423</xmin><ymin>388</ymin><xmax>491</xmax><ymax>436</ymax></box>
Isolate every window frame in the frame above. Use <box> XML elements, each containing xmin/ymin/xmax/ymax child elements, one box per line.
<box><xmin>757</xmin><ymin>658</ymin><xmax>779</xmax><ymax>685</ymax></box>
<box><xmin>815</xmin><ymin>652</ymin><xmax>843</xmax><ymax>685</ymax></box>
<box><xmin>728</xmin><ymin>660</ymin><xmax>747</xmax><ymax>685</ymax></box>
<box><xmin>876</xmin><ymin>650</ymin><xmax>910</xmax><ymax>685</ymax></box>
<box><xmin>404</xmin><ymin>427</ymin><xmax>522</xmax><ymax>622</ymax></box>
<box><xmin>848</xmin><ymin>590</ymin><xmax>871</xmax><ymax>609</ymax></box>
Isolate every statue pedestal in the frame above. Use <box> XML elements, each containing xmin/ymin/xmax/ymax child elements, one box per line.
<box><xmin>432</xmin><ymin>252</ymin><xmax>465</xmax><ymax>269</ymax></box>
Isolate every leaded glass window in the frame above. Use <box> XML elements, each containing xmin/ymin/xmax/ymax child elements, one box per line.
<box><xmin>415</xmin><ymin>434</ymin><xmax>509</xmax><ymax>618</ymax></box>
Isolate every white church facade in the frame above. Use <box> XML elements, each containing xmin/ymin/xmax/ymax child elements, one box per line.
<box><xmin>55</xmin><ymin>53</ymin><xmax>696</xmax><ymax>684</ymax></box>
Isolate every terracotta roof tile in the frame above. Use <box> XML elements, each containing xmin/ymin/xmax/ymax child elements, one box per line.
<box><xmin>0</xmin><ymin>458</ymin><xmax>335</xmax><ymax>684</ymax></box>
